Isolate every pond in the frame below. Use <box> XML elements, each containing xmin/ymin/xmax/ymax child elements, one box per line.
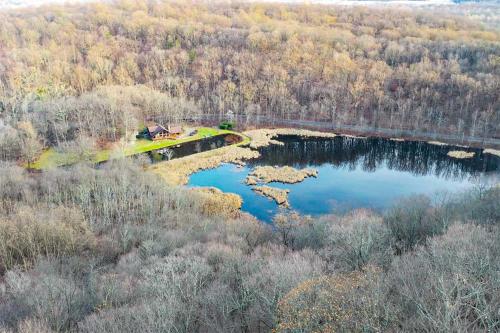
<box><xmin>188</xmin><ymin>135</ymin><xmax>500</xmax><ymax>222</ymax></box>
<box><xmin>148</xmin><ymin>133</ymin><xmax>242</xmax><ymax>162</ymax></box>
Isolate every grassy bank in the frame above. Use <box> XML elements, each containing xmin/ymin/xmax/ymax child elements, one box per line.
<box><xmin>30</xmin><ymin>127</ymin><xmax>250</xmax><ymax>170</ymax></box>
<box><xmin>150</xmin><ymin>145</ymin><xmax>260</xmax><ymax>185</ymax></box>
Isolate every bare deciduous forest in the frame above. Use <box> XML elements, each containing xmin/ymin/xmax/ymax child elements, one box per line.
<box><xmin>0</xmin><ymin>160</ymin><xmax>499</xmax><ymax>332</ymax></box>
<box><xmin>0</xmin><ymin>1</ymin><xmax>499</xmax><ymax>333</ymax></box>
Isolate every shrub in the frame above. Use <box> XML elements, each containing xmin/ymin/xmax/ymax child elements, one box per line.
<box><xmin>0</xmin><ymin>163</ymin><xmax>35</xmax><ymax>214</ymax></box>
<box><xmin>0</xmin><ymin>206</ymin><xmax>95</xmax><ymax>274</ymax></box>
<box><xmin>139</xmin><ymin>256</ymin><xmax>213</xmax><ymax>332</ymax></box>
<box><xmin>79</xmin><ymin>301</ymin><xmax>184</xmax><ymax>333</ymax></box>
<box><xmin>247</xmin><ymin>247</ymin><xmax>325</xmax><ymax>329</ymax></box>
<box><xmin>324</xmin><ymin>209</ymin><xmax>391</xmax><ymax>271</ymax></box>
<box><xmin>0</xmin><ymin>318</ymin><xmax>53</xmax><ymax>333</ymax></box>
<box><xmin>387</xmin><ymin>223</ymin><xmax>500</xmax><ymax>332</ymax></box>
<box><xmin>219</xmin><ymin>121</ymin><xmax>234</xmax><ymax>130</ymax></box>
<box><xmin>384</xmin><ymin>195</ymin><xmax>442</xmax><ymax>253</ymax></box>
<box><xmin>33</xmin><ymin>161</ymin><xmax>204</xmax><ymax>234</ymax></box>
<box><xmin>227</xmin><ymin>217</ymin><xmax>273</xmax><ymax>253</ymax></box>
<box><xmin>0</xmin><ymin>127</ymin><xmax>23</xmax><ymax>162</ymax></box>
<box><xmin>293</xmin><ymin>217</ymin><xmax>331</xmax><ymax>251</ymax></box>
<box><xmin>3</xmin><ymin>260</ymin><xmax>101</xmax><ymax>332</ymax></box>
<box><xmin>274</xmin><ymin>212</ymin><xmax>307</xmax><ymax>249</ymax></box>
<box><xmin>275</xmin><ymin>267</ymin><xmax>386</xmax><ymax>332</ymax></box>
<box><xmin>450</xmin><ymin>185</ymin><xmax>500</xmax><ymax>226</ymax></box>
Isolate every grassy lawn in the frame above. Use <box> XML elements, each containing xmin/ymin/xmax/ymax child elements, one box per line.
<box><xmin>31</xmin><ymin>127</ymin><xmax>250</xmax><ymax>170</ymax></box>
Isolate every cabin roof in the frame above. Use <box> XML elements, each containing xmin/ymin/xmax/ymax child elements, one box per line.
<box><xmin>147</xmin><ymin>124</ymin><xmax>167</xmax><ymax>136</ymax></box>
<box><xmin>147</xmin><ymin>124</ymin><xmax>182</xmax><ymax>137</ymax></box>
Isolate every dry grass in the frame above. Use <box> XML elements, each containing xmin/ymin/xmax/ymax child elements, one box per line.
<box><xmin>447</xmin><ymin>150</ymin><xmax>475</xmax><ymax>159</ymax></box>
<box><xmin>150</xmin><ymin>145</ymin><xmax>260</xmax><ymax>185</ymax></box>
<box><xmin>246</xmin><ymin>176</ymin><xmax>259</xmax><ymax>185</ymax></box>
<box><xmin>244</xmin><ymin>128</ymin><xmax>336</xmax><ymax>149</ymax></box>
<box><xmin>247</xmin><ymin>166</ymin><xmax>318</xmax><ymax>184</ymax></box>
<box><xmin>192</xmin><ymin>187</ymin><xmax>243</xmax><ymax>219</ymax></box>
<box><xmin>342</xmin><ymin>134</ymin><xmax>367</xmax><ymax>139</ymax></box>
<box><xmin>483</xmin><ymin>148</ymin><xmax>500</xmax><ymax>157</ymax></box>
<box><xmin>252</xmin><ymin>186</ymin><xmax>290</xmax><ymax>207</ymax></box>
<box><xmin>428</xmin><ymin>141</ymin><xmax>448</xmax><ymax>146</ymax></box>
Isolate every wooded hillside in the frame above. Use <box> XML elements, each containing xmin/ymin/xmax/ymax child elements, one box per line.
<box><xmin>0</xmin><ymin>0</ymin><xmax>499</xmax><ymax>150</ymax></box>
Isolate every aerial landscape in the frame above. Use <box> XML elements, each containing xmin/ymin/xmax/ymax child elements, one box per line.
<box><xmin>0</xmin><ymin>0</ymin><xmax>499</xmax><ymax>332</ymax></box>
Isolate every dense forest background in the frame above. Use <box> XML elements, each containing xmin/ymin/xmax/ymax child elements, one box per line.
<box><xmin>0</xmin><ymin>0</ymin><xmax>500</xmax><ymax>161</ymax></box>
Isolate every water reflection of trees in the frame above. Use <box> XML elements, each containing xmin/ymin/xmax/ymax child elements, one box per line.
<box><xmin>251</xmin><ymin>136</ymin><xmax>499</xmax><ymax>180</ymax></box>
<box><xmin>150</xmin><ymin>135</ymin><xmax>231</xmax><ymax>161</ymax></box>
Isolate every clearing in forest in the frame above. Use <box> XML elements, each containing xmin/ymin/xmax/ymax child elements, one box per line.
<box><xmin>30</xmin><ymin>127</ymin><xmax>249</xmax><ymax>170</ymax></box>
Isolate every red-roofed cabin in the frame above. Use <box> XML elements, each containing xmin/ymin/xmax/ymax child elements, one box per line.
<box><xmin>147</xmin><ymin>124</ymin><xmax>183</xmax><ymax>141</ymax></box>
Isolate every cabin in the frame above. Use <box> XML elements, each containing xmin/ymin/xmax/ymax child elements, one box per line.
<box><xmin>146</xmin><ymin>124</ymin><xmax>183</xmax><ymax>141</ymax></box>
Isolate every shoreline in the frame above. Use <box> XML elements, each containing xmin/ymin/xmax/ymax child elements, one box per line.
<box><xmin>240</xmin><ymin>127</ymin><xmax>500</xmax><ymax>151</ymax></box>
<box><xmin>149</xmin><ymin>128</ymin><xmax>339</xmax><ymax>186</ymax></box>
<box><xmin>149</xmin><ymin>145</ymin><xmax>260</xmax><ymax>186</ymax></box>
<box><xmin>150</xmin><ymin>127</ymin><xmax>499</xmax><ymax>186</ymax></box>
<box><xmin>198</xmin><ymin>116</ymin><xmax>500</xmax><ymax>150</ymax></box>
<box><xmin>28</xmin><ymin>124</ymin><xmax>499</xmax><ymax>172</ymax></box>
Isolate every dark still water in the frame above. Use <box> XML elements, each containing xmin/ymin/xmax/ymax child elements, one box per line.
<box><xmin>149</xmin><ymin>133</ymin><xmax>242</xmax><ymax>162</ymax></box>
<box><xmin>188</xmin><ymin>136</ymin><xmax>500</xmax><ymax>222</ymax></box>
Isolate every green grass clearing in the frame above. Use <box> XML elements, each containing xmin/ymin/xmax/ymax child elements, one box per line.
<box><xmin>31</xmin><ymin>127</ymin><xmax>250</xmax><ymax>170</ymax></box>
